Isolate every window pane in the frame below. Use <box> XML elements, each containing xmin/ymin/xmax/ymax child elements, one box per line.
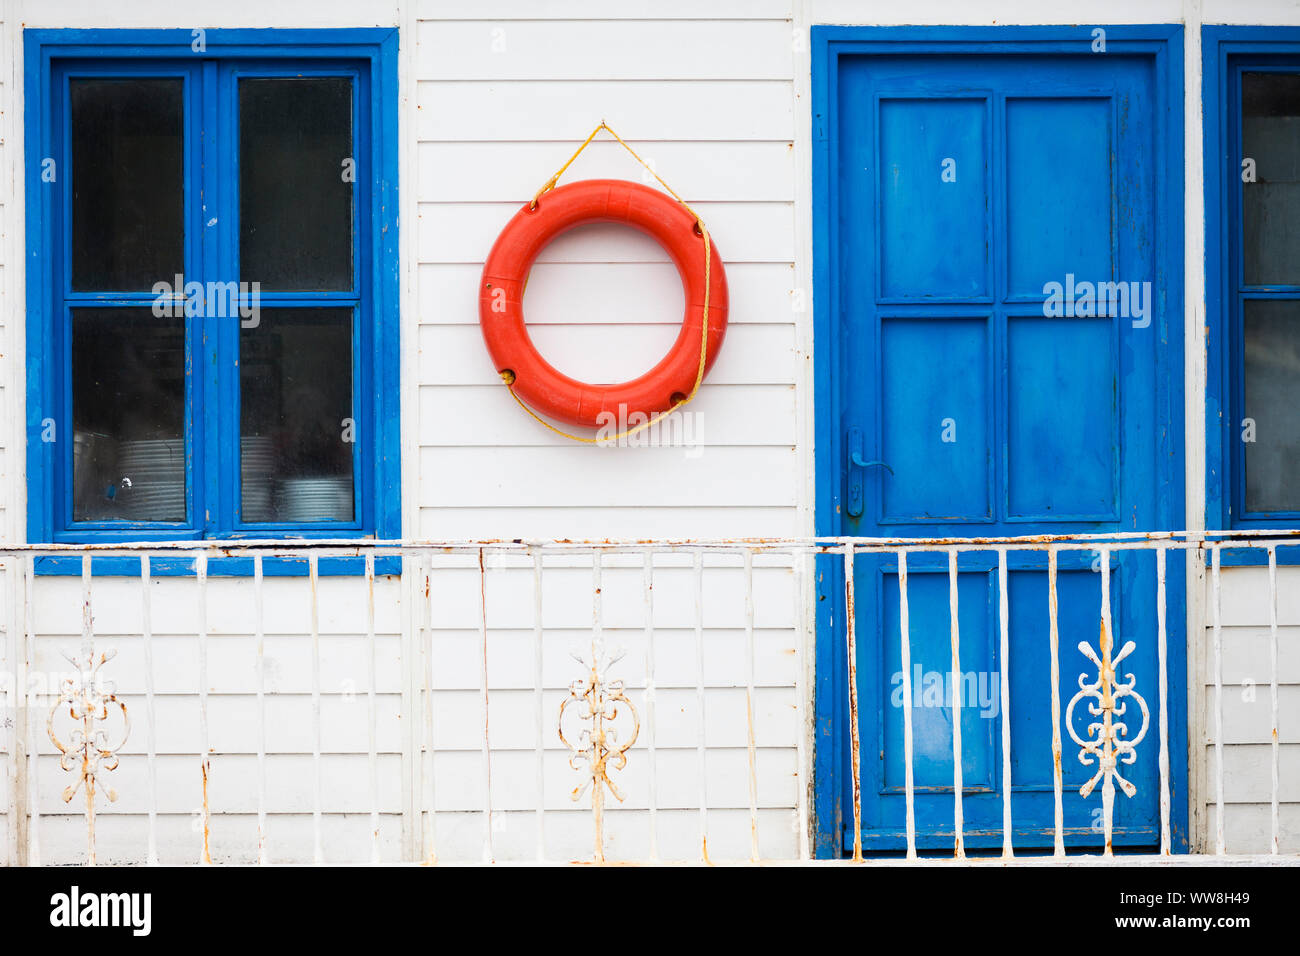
<box><xmin>240</xmin><ymin>77</ymin><xmax>353</xmax><ymax>291</ymax></box>
<box><xmin>71</xmin><ymin>78</ymin><xmax>184</xmax><ymax>291</ymax></box>
<box><xmin>1243</xmin><ymin>72</ymin><xmax>1300</xmax><ymax>286</ymax></box>
<box><xmin>72</xmin><ymin>308</ymin><xmax>186</xmax><ymax>522</ymax></box>
<box><xmin>241</xmin><ymin>308</ymin><xmax>354</xmax><ymax>523</ymax></box>
<box><xmin>1244</xmin><ymin>299</ymin><xmax>1300</xmax><ymax>512</ymax></box>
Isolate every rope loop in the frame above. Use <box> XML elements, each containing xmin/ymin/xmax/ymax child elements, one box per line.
<box><xmin>507</xmin><ymin>122</ymin><xmax>714</xmax><ymax>446</ymax></box>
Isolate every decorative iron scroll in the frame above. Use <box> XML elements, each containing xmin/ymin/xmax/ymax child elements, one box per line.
<box><xmin>1065</xmin><ymin>620</ymin><xmax>1150</xmax><ymax>851</ymax></box>
<box><xmin>558</xmin><ymin>643</ymin><xmax>640</xmax><ymax>861</ymax></box>
<box><xmin>47</xmin><ymin>642</ymin><xmax>129</xmax><ymax>864</ymax></box>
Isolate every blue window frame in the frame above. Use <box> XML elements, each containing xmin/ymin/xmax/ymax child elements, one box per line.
<box><xmin>24</xmin><ymin>29</ymin><xmax>400</xmax><ymax>573</ymax></box>
<box><xmin>1205</xmin><ymin>27</ymin><xmax>1300</xmax><ymax>563</ymax></box>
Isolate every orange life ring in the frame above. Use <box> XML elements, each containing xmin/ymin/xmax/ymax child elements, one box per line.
<box><xmin>478</xmin><ymin>178</ymin><xmax>728</xmax><ymax>428</ymax></box>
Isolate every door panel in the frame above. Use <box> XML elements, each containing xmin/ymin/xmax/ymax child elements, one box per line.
<box><xmin>880</xmin><ymin>569</ymin><xmax>996</xmax><ymax>792</ymax></box>
<box><xmin>879</xmin><ymin>98</ymin><xmax>991</xmax><ymax>299</ymax></box>
<box><xmin>833</xmin><ymin>52</ymin><xmax>1170</xmax><ymax>851</ymax></box>
<box><xmin>879</xmin><ymin>316</ymin><xmax>992</xmax><ymax>521</ymax></box>
<box><xmin>1006</xmin><ymin>315</ymin><xmax>1117</xmax><ymax>519</ymax></box>
<box><xmin>1004</xmin><ymin>96</ymin><xmax>1115</xmax><ymax>297</ymax></box>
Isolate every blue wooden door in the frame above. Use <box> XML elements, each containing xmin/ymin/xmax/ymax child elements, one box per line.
<box><xmin>827</xmin><ymin>51</ymin><xmax>1182</xmax><ymax>852</ymax></box>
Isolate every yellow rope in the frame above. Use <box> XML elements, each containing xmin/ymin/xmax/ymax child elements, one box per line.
<box><xmin>502</xmin><ymin>121</ymin><xmax>713</xmax><ymax>445</ymax></box>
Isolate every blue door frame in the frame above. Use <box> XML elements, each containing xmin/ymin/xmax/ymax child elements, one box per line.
<box><xmin>810</xmin><ymin>25</ymin><xmax>1188</xmax><ymax>856</ymax></box>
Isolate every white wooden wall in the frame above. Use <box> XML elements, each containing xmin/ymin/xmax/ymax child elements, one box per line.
<box><xmin>413</xmin><ymin>2</ymin><xmax>802</xmax><ymax>541</ymax></box>
<box><xmin>409</xmin><ymin>0</ymin><xmax>807</xmax><ymax>862</ymax></box>
<box><xmin>0</xmin><ymin>0</ymin><xmax>1297</xmax><ymax>861</ymax></box>
<box><xmin>0</xmin><ymin>0</ymin><xmax>414</xmax><ymax>867</ymax></box>
<box><xmin>0</xmin><ymin>0</ymin><xmax>808</xmax><ymax>864</ymax></box>
<box><xmin>420</xmin><ymin>552</ymin><xmax>801</xmax><ymax>862</ymax></box>
<box><xmin>1205</xmin><ymin>567</ymin><xmax>1300</xmax><ymax>853</ymax></box>
<box><xmin>28</xmin><ymin>573</ymin><xmax>408</xmax><ymax>864</ymax></box>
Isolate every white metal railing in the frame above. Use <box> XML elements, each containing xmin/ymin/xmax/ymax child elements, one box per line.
<box><xmin>0</xmin><ymin>532</ymin><xmax>1296</xmax><ymax>865</ymax></box>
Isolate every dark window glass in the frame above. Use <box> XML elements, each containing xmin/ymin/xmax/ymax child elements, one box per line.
<box><xmin>239</xmin><ymin>77</ymin><xmax>353</xmax><ymax>291</ymax></box>
<box><xmin>1244</xmin><ymin>299</ymin><xmax>1300</xmax><ymax>512</ymax></box>
<box><xmin>241</xmin><ymin>308</ymin><xmax>354</xmax><ymax>523</ymax></box>
<box><xmin>1243</xmin><ymin>72</ymin><xmax>1300</xmax><ymax>286</ymax></box>
<box><xmin>72</xmin><ymin>308</ymin><xmax>186</xmax><ymax>522</ymax></box>
<box><xmin>70</xmin><ymin>78</ymin><xmax>184</xmax><ymax>291</ymax></box>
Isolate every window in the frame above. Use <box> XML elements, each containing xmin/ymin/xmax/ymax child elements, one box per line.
<box><xmin>25</xmin><ymin>30</ymin><xmax>400</xmax><ymax>569</ymax></box>
<box><xmin>1206</xmin><ymin>30</ymin><xmax>1300</xmax><ymax>545</ymax></box>
<box><xmin>1238</xmin><ymin>71</ymin><xmax>1300</xmax><ymax>516</ymax></box>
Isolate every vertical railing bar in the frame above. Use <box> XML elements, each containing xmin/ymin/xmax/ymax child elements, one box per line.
<box><xmin>1212</xmin><ymin>544</ymin><xmax>1224</xmax><ymax>855</ymax></box>
<box><xmin>898</xmin><ymin>550</ymin><xmax>916</xmax><ymax>860</ymax></box>
<box><xmin>948</xmin><ymin>547</ymin><xmax>964</xmax><ymax>860</ymax></box>
<box><xmin>997</xmin><ymin>547</ymin><xmax>1012</xmax><ymax>859</ymax></box>
<box><xmin>1157</xmin><ymin>545</ymin><xmax>1171</xmax><ymax>855</ymax></box>
<box><xmin>421</xmin><ymin>551</ymin><xmax>437</xmax><ymax>864</ymax></box>
<box><xmin>4</xmin><ymin>558</ymin><xmax>16</xmax><ymax>867</ymax></box>
<box><xmin>1268</xmin><ymin>544</ymin><xmax>1279</xmax><ymax>856</ymax></box>
<box><xmin>81</xmin><ymin>554</ymin><xmax>96</xmax><ymax>865</ymax></box>
<box><xmin>694</xmin><ymin>550</ymin><xmax>709</xmax><ymax>862</ymax></box>
<box><xmin>197</xmin><ymin>552</ymin><xmax>211</xmax><ymax>866</ymax></box>
<box><xmin>254</xmin><ymin>554</ymin><xmax>267</xmax><ymax>865</ymax></box>
<box><xmin>477</xmin><ymin>547</ymin><xmax>493</xmax><ymax>863</ymax></box>
<box><xmin>81</xmin><ymin>552</ymin><xmax>92</xmax><ymax>648</ymax></box>
<box><xmin>1048</xmin><ymin>545</ymin><xmax>1065</xmax><ymax>858</ymax></box>
<box><xmin>309</xmin><ymin>552</ymin><xmax>322</xmax><ymax>865</ymax></box>
<box><xmin>744</xmin><ymin>549</ymin><xmax>759</xmax><ymax>863</ymax></box>
<box><xmin>843</xmin><ymin>542</ymin><xmax>861</xmax><ymax>862</ymax></box>
<box><xmin>532</xmin><ymin>547</ymin><xmax>546</xmax><ymax>862</ymax></box>
<box><xmin>591</xmin><ymin>549</ymin><xmax>605</xmax><ymax>862</ymax></box>
<box><xmin>365</xmin><ymin>553</ymin><xmax>380</xmax><ymax>864</ymax></box>
<box><xmin>1099</xmin><ymin>547</ymin><xmax>1115</xmax><ymax>856</ymax></box>
<box><xmin>642</xmin><ymin>550</ymin><xmax>659</xmax><ymax>862</ymax></box>
<box><xmin>24</xmin><ymin>558</ymin><xmax>39</xmax><ymax>867</ymax></box>
<box><xmin>792</xmin><ymin>547</ymin><xmax>811</xmax><ymax>861</ymax></box>
<box><xmin>141</xmin><ymin>555</ymin><xmax>158</xmax><ymax>865</ymax></box>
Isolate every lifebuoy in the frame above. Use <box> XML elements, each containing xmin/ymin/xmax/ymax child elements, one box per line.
<box><xmin>478</xmin><ymin>178</ymin><xmax>728</xmax><ymax>428</ymax></box>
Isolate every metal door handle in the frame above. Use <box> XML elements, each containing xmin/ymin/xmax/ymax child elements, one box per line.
<box><xmin>846</xmin><ymin>428</ymin><xmax>891</xmax><ymax>518</ymax></box>
<box><xmin>850</xmin><ymin>452</ymin><xmax>894</xmax><ymax>474</ymax></box>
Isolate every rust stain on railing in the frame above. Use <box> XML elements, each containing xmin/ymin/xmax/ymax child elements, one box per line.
<box><xmin>201</xmin><ymin>759</ymin><xmax>211</xmax><ymax>865</ymax></box>
<box><xmin>843</xmin><ymin>543</ymin><xmax>862</xmax><ymax>862</ymax></box>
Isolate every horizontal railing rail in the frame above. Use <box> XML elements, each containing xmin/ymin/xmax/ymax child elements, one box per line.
<box><xmin>0</xmin><ymin>532</ymin><xmax>1295</xmax><ymax>864</ymax></box>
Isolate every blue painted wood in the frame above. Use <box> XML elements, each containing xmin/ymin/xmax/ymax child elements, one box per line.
<box><xmin>879</xmin><ymin>316</ymin><xmax>992</xmax><ymax>522</ymax></box>
<box><xmin>1004</xmin><ymin>98</ymin><xmax>1117</xmax><ymax>300</ymax></box>
<box><xmin>1006</xmin><ymin>316</ymin><xmax>1118</xmax><ymax>520</ymax></box>
<box><xmin>879</xmin><ymin>569</ymin><xmax>997</xmax><ymax>792</ymax></box>
<box><xmin>24</xmin><ymin>29</ymin><xmax>401</xmax><ymax>576</ymax></box>
<box><xmin>878</xmin><ymin>98</ymin><xmax>991</xmax><ymax>301</ymax></box>
<box><xmin>1204</xmin><ymin>27</ymin><xmax>1300</xmax><ymax>564</ymax></box>
<box><xmin>812</xmin><ymin>25</ymin><xmax>1187</xmax><ymax>856</ymax></box>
